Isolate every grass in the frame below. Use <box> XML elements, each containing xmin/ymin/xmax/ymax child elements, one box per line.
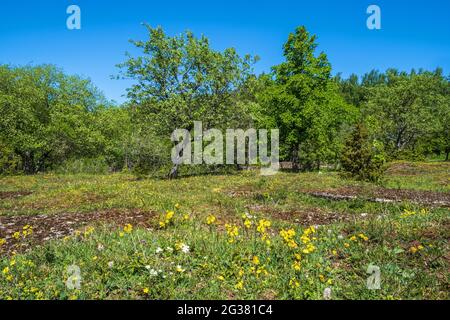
<box><xmin>0</xmin><ymin>161</ymin><xmax>448</xmax><ymax>300</ymax></box>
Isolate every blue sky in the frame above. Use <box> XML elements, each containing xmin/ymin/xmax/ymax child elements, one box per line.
<box><xmin>1</xmin><ymin>0</ymin><xmax>449</xmax><ymax>103</ymax></box>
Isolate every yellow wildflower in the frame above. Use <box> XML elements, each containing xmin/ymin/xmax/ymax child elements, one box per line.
<box><xmin>123</xmin><ymin>224</ymin><xmax>133</xmax><ymax>234</ymax></box>
<box><xmin>206</xmin><ymin>215</ymin><xmax>217</xmax><ymax>225</ymax></box>
<box><xmin>289</xmin><ymin>278</ymin><xmax>300</xmax><ymax>288</ymax></box>
<box><xmin>234</xmin><ymin>281</ymin><xmax>244</xmax><ymax>290</ymax></box>
<box><xmin>143</xmin><ymin>288</ymin><xmax>149</xmax><ymax>294</ymax></box>
<box><xmin>252</xmin><ymin>256</ymin><xmax>260</xmax><ymax>265</ymax></box>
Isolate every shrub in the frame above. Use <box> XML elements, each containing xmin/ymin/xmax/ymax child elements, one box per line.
<box><xmin>340</xmin><ymin>123</ymin><xmax>386</xmax><ymax>182</ymax></box>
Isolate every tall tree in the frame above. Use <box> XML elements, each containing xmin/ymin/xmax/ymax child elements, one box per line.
<box><xmin>118</xmin><ymin>25</ymin><xmax>257</xmax><ymax>177</ymax></box>
<box><xmin>257</xmin><ymin>26</ymin><xmax>356</xmax><ymax>171</ymax></box>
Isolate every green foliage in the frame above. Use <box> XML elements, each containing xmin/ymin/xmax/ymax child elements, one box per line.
<box><xmin>341</xmin><ymin>123</ymin><xmax>386</xmax><ymax>182</ymax></box>
<box><xmin>117</xmin><ymin>25</ymin><xmax>257</xmax><ymax>177</ymax></box>
<box><xmin>0</xmin><ymin>64</ymin><xmax>129</xmax><ymax>174</ymax></box>
<box><xmin>256</xmin><ymin>26</ymin><xmax>357</xmax><ymax>170</ymax></box>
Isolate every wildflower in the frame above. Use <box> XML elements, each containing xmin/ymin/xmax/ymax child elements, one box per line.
<box><xmin>302</xmin><ymin>244</ymin><xmax>316</xmax><ymax>254</ymax></box>
<box><xmin>409</xmin><ymin>246</ymin><xmax>418</xmax><ymax>254</ymax></box>
<box><xmin>181</xmin><ymin>244</ymin><xmax>190</xmax><ymax>254</ymax></box>
<box><xmin>252</xmin><ymin>256</ymin><xmax>260</xmax><ymax>265</ymax></box>
<box><xmin>344</xmin><ymin>243</ymin><xmax>350</xmax><ymax>248</ymax></box>
<box><xmin>119</xmin><ymin>232</ymin><xmax>125</xmax><ymax>237</ymax></box>
<box><xmin>332</xmin><ymin>250</ymin><xmax>338</xmax><ymax>256</ymax></box>
<box><xmin>175</xmin><ymin>203</ymin><xmax>181</xmax><ymax>209</ymax></box>
<box><xmin>293</xmin><ymin>261</ymin><xmax>301</xmax><ymax>271</ymax></box>
<box><xmin>280</xmin><ymin>229</ymin><xmax>298</xmax><ymax>249</ymax></box>
<box><xmin>97</xmin><ymin>243</ymin><xmax>105</xmax><ymax>251</ymax></box>
<box><xmin>235</xmin><ymin>281</ymin><xmax>244</xmax><ymax>290</ymax></box>
<box><xmin>319</xmin><ymin>274</ymin><xmax>325</xmax><ymax>282</ymax></box>
<box><xmin>257</xmin><ymin>219</ymin><xmax>271</xmax><ymax>234</ymax></box>
<box><xmin>358</xmin><ymin>233</ymin><xmax>369</xmax><ymax>241</ymax></box>
<box><xmin>0</xmin><ymin>238</ymin><xmax>6</xmax><ymax>246</ymax></box>
<box><xmin>84</xmin><ymin>226</ymin><xmax>95</xmax><ymax>237</ymax></box>
<box><xmin>107</xmin><ymin>261</ymin><xmax>114</xmax><ymax>268</ymax></box>
<box><xmin>166</xmin><ymin>247</ymin><xmax>174</xmax><ymax>253</ymax></box>
<box><xmin>149</xmin><ymin>269</ymin><xmax>158</xmax><ymax>276</ymax></box>
<box><xmin>225</xmin><ymin>224</ymin><xmax>239</xmax><ymax>243</ymax></box>
<box><xmin>123</xmin><ymin>224</ymin><xmax>133</xmax><ymax>233</ymax></box>
<box><xmin>22</xmin><ymin>225</ymin><xmax>33</xmax><ymax>237</ymax></box>
<box><xmin>289</xmin><ymin>278</ymin><xmax>300</xmax><ymax>288</ymax></box>
<box><xmin>217</xmin><ymin>275</ymin><xmax>225</xmax><ymax>281</ymax></box>
<box><xmin>183</xmin><ymin>213</ymin><xmax>190</xmax><ymax>221</ymax></box>
<box><xmin>206</xmin><ymin>215</ymin><xmax>217</xmax><ymax>225</ymax></box>
<box><xmin>176</xmin><ymin>265</ymin><xmax>185</xmax><ymax>273</ymax></box>
<box><xmin>166</xmin><ymin>211</ymin><xmax>174</xmax><ymax>220</ymax></box>
<box><xmin>143</xmin><ymin>288</ymin><xmax>149</xmax><ymax>294</ymax></box>
<box><xmin>244</xmin><ymin>219</ymin><xmax>252</xmax><ymax>229</ymax></box>
<box><xmin>92</xmin><ymin>256</ymin><xmax>98</xmax><ymax>261</ymax></box>
<box><xmin>155</xmin><ymin>247</ymin><xmax>163</xmax><ymax>254</ymax></box>
<box><xmin>2</xmin><ymin>266</ymin><xmax>9</xmax><ymax>275</ymax></box>
<box><xmin>12</xmin><ymin>232</ymin><xmax>21</xmax><ymax>240</ymax></box>
<box><xmin>175</xmin><ymin>242</ymin><xmax>190</xmax><ymax>254</ymax></box>
<box><xmin>349</xmin><ymin>235</ymin><xmax>357</xmax><ymax>241</ymax></box>
<box><xmin>417</xmin><ymin>245</ymin><xmax>424</xmax><ymax>250</ymax></box>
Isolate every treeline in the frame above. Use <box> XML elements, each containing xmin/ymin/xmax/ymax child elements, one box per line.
<box><xmin>1</xmin><ymin>25</ymin><xmax>449</xmax><ymax>177</ymax></box>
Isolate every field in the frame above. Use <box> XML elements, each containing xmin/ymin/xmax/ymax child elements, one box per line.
<box><xmin>0</xmin><ymin>161</ymin><xmax>449</xmax><ymax>300</ymax></box>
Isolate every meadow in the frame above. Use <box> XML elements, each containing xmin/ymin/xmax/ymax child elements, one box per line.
<box><xmin>0</xmin><ymin>161</ymin><xmax>448</xmax><ymax>300</ymax></box>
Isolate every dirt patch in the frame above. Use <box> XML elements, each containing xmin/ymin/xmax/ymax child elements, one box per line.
<box><xmin>304</xmin><ymin>186</ymin><xmax>450</xmax><ymax>207</ymax></box>
<box><xmin>247</xmin><ymin>205</ymin><xmax>357</xmax><ymax>226</ymax></box>
<box><xmin>0</xmin><ymin>191</ymin><xmax>32</xmax><ymax>200</ymax></box>
<box><xmin>0</xmin><ymin>209</ymin><xmax>156</xmax><ymax>254</ymax></box>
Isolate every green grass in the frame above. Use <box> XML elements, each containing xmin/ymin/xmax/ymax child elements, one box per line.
<box><xmin>0</xmin><ymin>162</ymin><xmax>448</xmax><ymax>300</ymax></box>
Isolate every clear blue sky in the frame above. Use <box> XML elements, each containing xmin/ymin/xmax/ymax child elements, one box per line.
<box><xmin>1</xmin><ymin>0</ymin><xmax>449</xmax><ymax>103</ymax></box>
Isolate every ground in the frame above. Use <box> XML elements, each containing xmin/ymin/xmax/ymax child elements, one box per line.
<box><xmin>0</xmin><ymin>161</ymin><xmax>448</xmax><ymax>300</ymax></box>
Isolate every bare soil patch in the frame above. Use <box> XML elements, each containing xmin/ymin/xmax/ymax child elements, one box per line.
<box><xmin>304</xmin><ymin>186</ymin><xmax>450</xmax><ymax>207</ymax></box>
<box><xmin>247</xmin><ymin>205</ymin><xmax>357</xmax><ymax>226</ymax></box>
<box><xmin>0</xmin><ymin>209</ymin><xmax>156</xmax><ymax>254</ymax></box>
<box><xmin>0</xmin><ymin>191</ymin><xmax>33</xmax><ymax>200</ymax></box>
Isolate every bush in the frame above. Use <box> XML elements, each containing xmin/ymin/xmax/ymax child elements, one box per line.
<box><xmin>340</xmin><ymin>123</ymin><xmax>386</xmax><ymax>182</ymax></box>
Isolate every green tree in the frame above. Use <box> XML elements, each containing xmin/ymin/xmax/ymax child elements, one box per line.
<box><xmin>364</xmin><ymin>69</ymin><xmax>448</xmax><ymax>158</ymax></box>
<box><xmin>257</xmin><ymin>26</ymin><xmax>356</xmax><ymax>171</ymax></box>
<box><xmin>117</xmin><ymin>25</ymin><xmax>257</xmax><ymax>177</ymax></box>
<box><xmin>341</xmin><ymin>122</ymin><xmax>386</xmax><ymax>182</ymax></box>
